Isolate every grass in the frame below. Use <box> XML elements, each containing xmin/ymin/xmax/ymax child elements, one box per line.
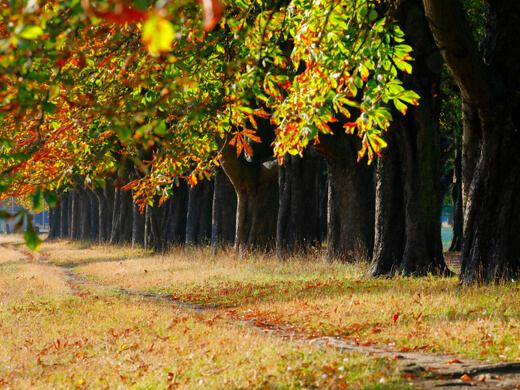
<box><xmin>42</xmin><ymin>239</ymin><xmax>151</xmax><ymax>267</ymax></box>
<box><xmin>0</xmin><ymin>237</ymin><xmax>408</xmax><ymax>389</ymax></box>
<box><xmin>66</xmin><ymin>243</ymin><xmax>520</xmax><ymax>363</ymax></box>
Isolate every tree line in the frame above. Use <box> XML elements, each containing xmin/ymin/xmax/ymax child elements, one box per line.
<box><xmin>1</xmin><ymin>0</ymin><xmax>519</xmax><ymax>284</ymax></box>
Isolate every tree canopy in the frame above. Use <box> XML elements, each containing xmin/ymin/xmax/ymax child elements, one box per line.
<box><xmin>0</xmin><ymin>0</ymin><xmax>418</xmax><ymax>210</ymax></box>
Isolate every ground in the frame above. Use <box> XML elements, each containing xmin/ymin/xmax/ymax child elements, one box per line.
<box><xmin>0</xmin><ymin>235</ymin><xmax>519</xmax><ymax>389</ymax></box>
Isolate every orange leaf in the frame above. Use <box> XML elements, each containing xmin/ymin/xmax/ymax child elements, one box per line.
<box><xmin>254</xmin><ymin>107</ymin><xmax>271</xmax><ymax>119</ymax></box>
<box><xmin>392</xmin><ymin>312</ymin><xmax>399</xmax><ymax>323</ymax></box>
<box><xmin>447</xmin><ymin>359</ymin><xmax>463</xmax><ymax>364</ymax></box>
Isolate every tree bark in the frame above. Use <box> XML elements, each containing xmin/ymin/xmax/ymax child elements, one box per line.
<box><xmin>77</xmin><ymin>186</ymin><xmax>92</xmax><ymax>241</ymax></box>
<box><xmin>211</xmin><ymin>169</ymin><xmax>237</xmax><ymax>251</ymax></box>
<box><xmin>87</xmin><ymin>189</ymin><xmax>99</xmax><ymax>242</ymax></box>
<box><xmin>110</xmin><ymin>188</ymin><xmax>133</xmax><ymax>244</ymax></box>
<box><xmin>132</xmin><ymin>197</ymin><xmax>145</xmax><ymax>248</ymax></box>
<box><xmin>94</xmin><ymin>183</ymin><xmax>114</xmax><ymax>242</ymax></box>
<box><xmin>423</xmin><ymin>0</ymin><xmax>520</xmax><ymax>282</ymax></box>
<box><xmin>165</xmin><ymin>182</ymin><xmax>189</xmax><ymax>245</ymax></box>
<box><xmin>449</xmin><ymin>145</ymin><xmax>463</xmax><ymax>251</ymax></box>
<box><xmin>315</xmin><ymin>132</ymin><xmax>374</xmax><ymax>262</ymax></box>
<box><xmin>185</xmin><ymin>179</ymin><xmax>214</xmax><ymax>245</ymax></box>
<box><xmin>276</xmin><ymin>151</ymin><xmax>325</xmax><ymax>258</ymax></box>
<box><xmin>369</xmin><ymin>0</ymin><xmax>449</xmax><ymax>276</ymax></box>
<box><xmin>47</xmin><ymin>202</ymin><xmax>60</xmax><ymax>239</ymax></box>
<box><xmin>59</xmin><ymin>192</ymin><xmax>70</xmax><ymax>238</ymax></box>
<box><xmin>370</xmin><ymin>132</ymin><xmax>405</xmax><ymax>275</ymax></box>
<box><xmin>70</xmin><ymin>186</ymin><xmax>82</xmax><ymax>240</ymax></box>
<box><xmin>220</xmin><ymin>144</ymin><xmax>278</xmax><ymax>254</ymax></box>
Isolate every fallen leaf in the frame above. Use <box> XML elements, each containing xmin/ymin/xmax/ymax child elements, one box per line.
<box><xmin>447</xmin><ymin>359</ymin><xmax>463</xmax><ymax>364</ymax></box>
<box><xmin>460</xmin><ymin>374</ymin><xmax>472</xmax><ymax>382</ymax></box>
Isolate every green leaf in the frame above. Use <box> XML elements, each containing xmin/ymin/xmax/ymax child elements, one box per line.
<box><xmin>393</xmin><ymin>99</ymin><xmax>408</xmax><ymax>116</ymax></box>
<box><xmin>42</xmin><ymin>101</ymin><xmax>57</xmax><ymax>114</ymax></box>
<box><xmin>24</xmin><ymin>219</ymin><xmax>41</xmax><ymax>251</ymax></box>
<box><xmin>32</xmin><ymin>189</ymin><xmax>44</xmax><ymax>212</ymax></box>
<box><xmin>154</xmin><ymin>120</ymin><xmax>167</xmax><ymax>136</ymax></box>
<box><xmin>19</xmin><ymin>25</ymin><xmax>44</xmax><ymax>40</ymax></box>
<box><xmin>115</xmin><ymin>125</ymin><xmax>132</xmax><ymax>141</ymax></box>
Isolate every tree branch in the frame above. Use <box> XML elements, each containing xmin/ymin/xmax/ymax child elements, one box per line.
<box><xmin>422</xmin><ymin>0</ymin><xmax>496</xmax><ymax>107</ymax></box>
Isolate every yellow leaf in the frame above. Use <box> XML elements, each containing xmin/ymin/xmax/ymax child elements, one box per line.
<box><xmin>142</xmin><ymin>15</ymin><xmax>175</xmax><ymax>56</ymax></box>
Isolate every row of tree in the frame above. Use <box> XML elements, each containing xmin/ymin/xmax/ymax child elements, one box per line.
<box><xmin>1</xmin><ymin>0</ymin><xmax>519</xmax><ymax>283</ymax></box>
<box><xmin>46</xmin><ymin>0</ymin><xmax>455</xmax><ymax>278</ymax></box>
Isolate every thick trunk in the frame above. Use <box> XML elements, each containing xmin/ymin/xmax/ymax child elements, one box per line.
<box><xmin>424</xmin><ymin>0</ymin><xmax>520</xmax><ymax>282</ymax></box>
<box><xmin>211</xmin><ymin>169</ymin><xmax>237</xmax><ymax>251</ymax></box>
<box><xmin>234</xmin><ymin>165</ymin><xmax>278</xmax><ymax>253</ymax></box>
<box><xmin>145</xmin><ymin>203</ymin><xmax>166</xmax><ymax>251</ymax></box>
<box><xmin>185</xmin><ymin>179</ymin><xmax>214</xmax><ymax>245</ymax></box>
<box><xmin>221</xmin><ymin>144</ymin><xmax>278</xmax><ymax>254</ymax></box>
<box><xmin>326</xmin><ymin>141</ymin><xmax>374</xmax><ymax>262</ymax></box>
<box><xmin>460</xmin><ymin>114</ymin><xmax>520</xmax><ymax>282</ymax></box>
<box><xmin>461</xmin><ymin>100</ymin><xmax>482</xmax><ymax>211</ymax></box>
<box><xmin>398</xmin><ymin>113</ymin><xmax>446</xmax><ymax>274</ymax></box>
<box><xmin>277</xmin><ymin>151</ymin><xmax>325</xmax><ymax>258</ymax></box>
<box><xmin>369</xmin><ymin>0</ymin><xmax>449</xmax><ymax>276</ymax></box>
<box><xmin>370</xmin><ymin>132</ymin><xmax>405</xmax><ymax>275</ymax></box>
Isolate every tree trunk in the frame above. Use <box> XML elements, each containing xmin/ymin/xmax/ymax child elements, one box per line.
<box><xmin>449</xmin><ymin>145</ymin><xmax>463</xmax><ymax>251</ymax></box>
<box><xmin>145</xmin><ymin>203</ymin><xmax>168</xmax><ymax>251</ymax></box>
<box><xmin>48</xmin><ymin>202</ymin><xmax>60</xmax><ymax>239</ymax></box>
<box><xmin>460</xmin><ymin>120</ymin><xmax>520</xmax><ymax>281</ymax></box>
<box><xmin>423</xmin><ymin>0</ymin><xmax>520</xmax><ymax>282</ymax></box>
<box><xmin>370</xmin><ymin>132</ymin><xmax>405</xmax><ymax>275</ymax></box>
<box><xmin>77</xmin><ymin>186</ymin><xmax>92</xmax><ymax>241</ymax></box>
<box><xmin>276</xmin><ymin>151</ymin><xmax>325</xmax><ymax>258</ymax></box>
<box><xmin>70</xmin><ymin>186</ymin><xmax>82</xmax><ymax>240</ymax></box>
<box><xmin>95</xmin><ymin>183</ymin><xmax>114</xmax><ymax>242</ymax></box>
<box><xmin>211</xmin><ymin>169</ymin><xmax>237</xmax><ymax>251</ymax></box>
<box><xmin>369</xmin><ymin>0</ymin><xmax>449</xmax><ymax>276</ymax></box>
<box><xmin>327</xmin><ymin>149</ymin><xmax>374</xmax><ymax>261</ymax></box>
<box><xmin>110</xmin><ymin>188</ymin><xmax>133</xmax><ymax>244</ymax></box>
<box><xmin>132</xmin><ymin>197</ymin><xmax>145</xmax><ymax>248</ymax></box>
<box><xmin>314</xmin><ymin>131</ymin><xmax>374</xmax><ymax>262</ymax></box>
<box><xmin>165</xmin><ymin>182</ymin><xmax>189</xmax><ymax>245</ymax></box>
<box><xmin>59</xmin><ymin>192</ymin><xmax>70</xmax><ymax>238</ymax></box>
<box><xmin>185</xmin><ymin>179</ymin><xmax>214</xmax><ymax>245</ymax></box>
<box><xmin>220</xmin><ymin>145</ymin><xmax>278</xmax><ymax>254</ymax></box>
<box><xmin>87</xmin><ymin>189</ymin><xmax>99</xmax><ymax>242</ymax></box>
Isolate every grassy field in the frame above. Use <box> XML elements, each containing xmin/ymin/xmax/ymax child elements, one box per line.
<box><xmin>70</xmin><ymin>243</ymin><xmax>520</xmax><ymax>362</ymax></box>
<box><xmin>0</xmin><ymin>236</ymin><xmax>409</xmax><ymax>389</ymax></box>
<box><xmin>1</xmin><ymin>236</ymin><xmax>519</xmax><ymax>388</ymax></box>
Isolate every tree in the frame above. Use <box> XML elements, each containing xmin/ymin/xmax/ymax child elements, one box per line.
<box><xmin>423</xmin><ymin>0</ymin><xmax>520</xmax><ymax>282</ymax></box>
<box><xmin>369</xmin><ymin>0</ymin><xmax>450</xmax><ymax>276</ymax></box>
<box><xmin>1</xmin><ymin>1</ymin><xmax>421</xmax><ymax>259</ymax></box>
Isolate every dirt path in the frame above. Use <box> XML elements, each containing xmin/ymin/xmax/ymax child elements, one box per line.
<box><xmin>6</xmin><ymin>239</ymin><xmax>520</xmax><ymax>389</ymax></box>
